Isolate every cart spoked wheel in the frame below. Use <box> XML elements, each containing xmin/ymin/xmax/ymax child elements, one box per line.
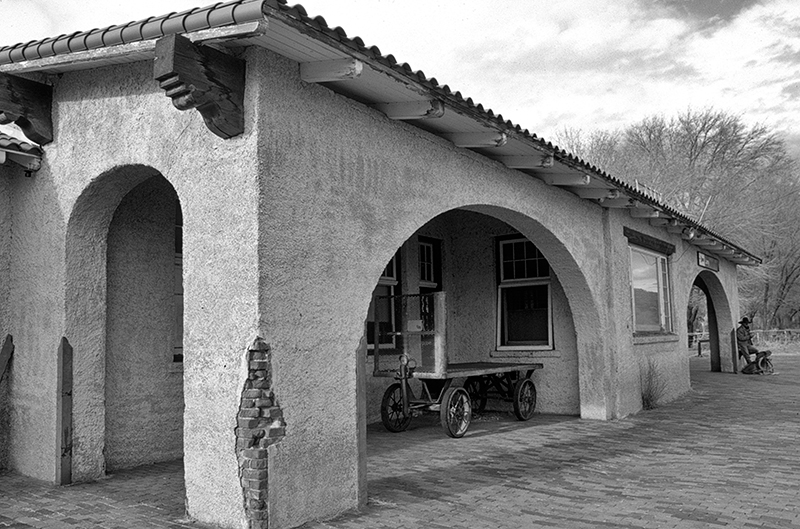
<box><xmin>512</xmin><ymin>378</ymin><xmax>537</xmax><ymax>421</ymax></box>
<box><xmin>464</xmin><ymin>377</ymin><xmax>487</xmax><ymax>414</ymax></box>
<box><xmin>440</xmin><ymin>387</ymin><xmax>472</xmax><ymax>438</ymax></box>
<box><xmin>381</xmin><ymin>383</ymin><xmax>412</xmax><ymax>432</ymax></box>
<box><xmin>758</xmin><ymin>356</ymin><xmax>774</xmax><ymax>375</ymax></box>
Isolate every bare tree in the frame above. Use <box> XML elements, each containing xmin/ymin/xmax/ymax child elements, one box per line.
<box><xmin>560</xmin><ymin>108</ymin><xmax>800</xmax><ymax>328</ymax></box>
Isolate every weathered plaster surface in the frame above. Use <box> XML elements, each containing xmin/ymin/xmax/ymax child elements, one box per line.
<box><xmin>1</xmin><ymin>40</ymin><xmax>744</xmax><ymax>529</ymax></box>
<box><xmin>252</xmin><ymin>48</ymin><xmax>610</xmax><ymax>528</ymax></box>
<box><xmin>8</xmin><ymin>163</ymin><xmax>65</xmax><ymax>481</ymax></box>
<box><xmin>0</xmin><ymin>169</ymin><xmax>11</xmax><ymax>469</ymax></box>
<box><xmin>5</xmin><ymin>57</ymin><xmax>258</xmax><ymax>527</ymax></box>
<box><xmin>105</xmin><ymin>176</ymin><xmax>183</xmax><ymax>470</ymax></box>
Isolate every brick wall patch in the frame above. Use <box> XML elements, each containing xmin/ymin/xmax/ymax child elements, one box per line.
<box><xmin>236</xmin><ymin>337</ymin><xmax>285</xmax><ymax>528</ymax></box>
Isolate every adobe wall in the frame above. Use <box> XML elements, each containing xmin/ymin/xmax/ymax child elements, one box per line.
<box><xmin>0</xmin><ymin>168</ymin><xmax>12</xmax><ymax>469</ymax></box>
<box><xmin>105</xmin><ymin>176</ymin><xmax>183</xmax><ymax>470</ymax></box>
<box><xmin>3</xmin><ymin>58</ymin><xmax>259</xmax><ymax>529</ymax></box>
<box><xmin>250</xmin><ymin>47</ymin><xmax>612</xmax><ymax>529</ymax></box>
<box><xmin>4</xmin><ymin>160</ymin><xmax>65</xmax><ymax>480</ymax></box>
<box><xmin>0</xmin><ymin>41</ymin><xmax>743</xmax><ymax>529</ymax></box>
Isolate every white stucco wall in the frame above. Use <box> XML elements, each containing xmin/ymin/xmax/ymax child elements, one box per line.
<box><xmin>0</xmin><ymin>168</ymin><xmax>12</xmax><ymax>469</ymax></box>
<box><xmin>0</xmin><ymin>39</ymin><xmax>745</xmax><ymax>529</ymax></box>
<box><xmin>4</xmin><ymin>58</ymin><xmax>259</xmax><ymax>528</ymax></box>
<box><xmin>251</xmin><ymin>47</ymin><xmax>614</xmax><ymax>528</ymax></box>
<box><xmin>105</xmin><ymin>176</ymin><xmax>183</xmax><ymax>470</ymax></box>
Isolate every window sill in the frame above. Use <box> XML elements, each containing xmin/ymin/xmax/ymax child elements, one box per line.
<box><xmin>633</xmin><ymin>333</ymin><xmax>679</xmax><ymax>345</ymax></box>
<box><xmin>491</xmin><ymin>349</ymin><xmax>561</xmax><ymax>359</ymax></box>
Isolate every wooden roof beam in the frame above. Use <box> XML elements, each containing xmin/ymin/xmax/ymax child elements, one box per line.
<box><xmin>630</xmin><ymin>205</ymin><xmax>665</xmax><ymax>218</ymax></box>
<box><xmin>567</xmin><ymin>188</ymin><xmax>620</xmax><ymax>200</ymax></box>
<box><xmin>599</xmin><ymin>197</ymin><xmax>635</xmax><ymax>208</ymax></box>
<box><xmin>0</xmin><ymin>72</ymin><xmax>53</xmax><ymax>145</ymax></box>
<box><xmin>300</xmin><ymin>58</ymin><xmax>363</xmax><ymax>83</ymax></box>
<box><xmin>694</xmin><ymin>237</ymin><xmax>720</xmax><ymax>249</ymax></box>
<box><xmin>374</xmin><ymin>100</ymin><xmax>444</xmax><ymax>120</ymax></box>
<box><xmin>442</xmin><ymin>132</ymin><xmax>507</xmax><ymax>148</ymax></box>
<box><xmin>496</xmin><ymin>155</ymin><xmax>554</xmax><ymax>169</ymax></box>
<box><xmin>540</xmin><ymin>173</ymin><xmax>591</xmax><ymax>186</ymax></box>
<box><xmin>154</xmin><ymin>34</ymin><xmax>245</xmax><ymax>140</ymax></box>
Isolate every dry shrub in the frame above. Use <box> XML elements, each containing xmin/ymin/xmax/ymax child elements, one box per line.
<box><xmin>640</xmin><ymin>357</ymin><xmax>667</xmax><ymax>410</ymax></box>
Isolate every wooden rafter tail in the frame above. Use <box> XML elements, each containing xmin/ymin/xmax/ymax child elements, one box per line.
<box><xmin>154</xmin><ymin>34</ymin><xmax>246</xmax><ymax>140</ymax></box>
<box><xmin>0</xmin><ymin>73</ymin><xmax>53</xmax><ymax>145</ymax></box>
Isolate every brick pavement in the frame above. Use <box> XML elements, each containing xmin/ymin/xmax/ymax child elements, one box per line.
<box><xmin>1</xmin><ymin>354</ymin><xmax>799</xmax><ymax>529</ymax></box>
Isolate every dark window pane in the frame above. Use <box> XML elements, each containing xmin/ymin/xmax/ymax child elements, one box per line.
<box><xmin>503</xmin><ymin>261</ymin><xmax>514</xmax><ymax>281</ymax></box>
<box><xmin>514</xmin><ymin>241</ymin><xmax>525</xmax><ymax>259</ymax></box>
<box><xmin>502</xmin><ymin>285</ymin><xmax>549</xmax><ymax>346</ymax></box>
<box><xmin>515</xmin><ymin>260</ymin><xmax>525</xmax><ymax>279</ymax></box>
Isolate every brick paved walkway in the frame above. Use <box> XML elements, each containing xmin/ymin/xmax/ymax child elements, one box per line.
<box><xmin>1</xmin><ymin>355</ymin><xmax>799</xmax><ymax>529</ymax></box>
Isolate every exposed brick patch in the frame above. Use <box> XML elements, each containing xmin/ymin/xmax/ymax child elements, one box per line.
<box><xmin>236</xmin><ymin>337</ymin><xmax>285</xmax><ymax>529</ymax></box>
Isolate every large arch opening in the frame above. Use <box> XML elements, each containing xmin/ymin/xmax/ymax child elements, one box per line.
<box><xmin>361</xmin><ymin>208</ymin><xmax>583</xmax><ymax>427</ymax></box>
<box><xmin>354</xmin><ymin>205</ymin><xmax>604</xmax><ymax>500</ymax></box>
<box><xmin>689</xmin><ymin>271</ymin><xmax>735</xmax><ymax>375</ymax></box>
<box><xmin>65</xmin><ymin>166</ymin><xmax>184</xmax><ymax>482</ymax></box>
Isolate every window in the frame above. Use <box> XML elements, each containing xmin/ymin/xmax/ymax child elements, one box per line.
<box><xmin>630</xmin><ymin>246</ymin><xmax>672</xmax><ymax>333</ymax></box>
<box><xmin>418</xmin><ymin>236</ymin><xmax>442</xmax><ymax>292</ymax></box>
<box><xmin>367</xmin><ymin>254</ymin><xmax>400</xmax><ymax>349</ymax></box>
<box><xmin>497</xmin><ymin>237</ymin><xmax>552</xmax><ymax>349</ymax></box>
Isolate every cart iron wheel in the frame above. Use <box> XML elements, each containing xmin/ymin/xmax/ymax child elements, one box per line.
<box><xmin>440</xmin><ymin>387</ymin><xmax>472</xmax><ymax>438</ymax></box>
<box><xmin>512</xmin><ymin>378</ymin><xmax>537</xmax><ymax>421</ymax></box>
<box><xmin>464</xmin><ymin>376</ymin><xmax>487</xmax><ymax>413</ymax></box>
<box><xmin>381</xmin><ymin>382</ymin><xmax>412</xmax><ymax>432</ymax></box>
<box><xmin>758</xmin><ymin>356</ymin><xmax>774</xmax><ymax>375</ymax></box>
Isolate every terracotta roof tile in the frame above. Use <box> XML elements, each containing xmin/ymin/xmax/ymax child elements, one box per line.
<box><xmin>0</xmin><ymin>0</ymin><xmax>265</xmax><ymax>64</ymax></box>
<box><xmin>0</xmin><ymin>133</ymin><xmax>43</xmax><ymax>157</ymax></box>
<box><xmin>0</xmin><ymin>0</ymin><xmax>759</xmax><ymax>262</ymax></box>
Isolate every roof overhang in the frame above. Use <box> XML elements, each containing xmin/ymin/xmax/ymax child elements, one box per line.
<box><xmin>0</xmin><ymin>0</ymin><xmax>761</xmax><ymax>266</ymax></box>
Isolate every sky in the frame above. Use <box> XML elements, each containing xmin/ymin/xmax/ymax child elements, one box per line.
<box><xmin>2</xmin><ymin>0</ymin><xmax>800</xmax><ymax>156</ymax></box>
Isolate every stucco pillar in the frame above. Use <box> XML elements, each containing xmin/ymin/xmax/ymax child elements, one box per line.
<box><xmin>182</xmin><ymin>160</ymin><xmax>260</xmax><ymax>528</ymax></box>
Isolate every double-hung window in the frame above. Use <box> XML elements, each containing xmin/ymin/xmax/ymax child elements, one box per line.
<box><xmin>367</xmin><ymin>254</ymin><xmax>399</xmax><ymax>349</ymax></box>
<box><xmin>629</xmin><ymin>245</ymin><xmax>672</xmax><ymax>333</ymax></box>
<box><xmin>497</xmin><ymin>237</ymin><xmax>552</xmax><ymax>350</ymax></box>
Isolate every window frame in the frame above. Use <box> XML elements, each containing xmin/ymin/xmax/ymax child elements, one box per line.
<box><xmin>629</xmin><ymin>244</ymin><xmax>673</xmax><ymax>334</ymax></box>
<box><xmin>367</xmin><ymin>254</ymin><xmax>400</xmax><ymax>351</ymax></box>
<box><xmin>496</xmin><ymin>237</ymin><xmax>553</xmax><ymax>351</ymax></box>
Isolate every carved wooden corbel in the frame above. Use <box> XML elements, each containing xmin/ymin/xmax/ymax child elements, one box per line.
<box><xmin>0</xmin><ymin>73</ymin><xmax>53</xmax><ymax>145</ymax></box>
<box><xmin>154</xmin><ymin>34</ymin><xmax>246</xmax><ymax>140</ymax></box>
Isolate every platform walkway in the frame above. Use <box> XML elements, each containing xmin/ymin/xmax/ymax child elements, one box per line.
<box><xmin>1</xmin><ymin>355</ymin><xmax>799</xmax><ymax>528</ymax></box>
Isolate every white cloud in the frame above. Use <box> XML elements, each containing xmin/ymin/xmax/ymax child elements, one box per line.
<box><xmin>1</xmin><ymin>0</ymin><xmax>799</xmax><ymax>154</ymax></box>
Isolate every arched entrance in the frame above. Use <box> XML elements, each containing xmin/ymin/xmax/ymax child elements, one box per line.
<box><xmin>65</xmin><ymin>165</ymin><xmax>184</xmax><ymax>481</ymax></box>
<box><xmin>690</xmin><ymin>271</ymin><xmax>735</xmax><ymax>374</ymax></box>
<box><xmin>361</xmin><ymin>208</ymin><xmax>584</xmax><ymax>427</ymax></box>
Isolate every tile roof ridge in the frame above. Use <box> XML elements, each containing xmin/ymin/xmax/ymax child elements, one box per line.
<box><xmin>0</xmin><ymin>0</ymin><xmax>268</xmax><ymax>65</ymax></box>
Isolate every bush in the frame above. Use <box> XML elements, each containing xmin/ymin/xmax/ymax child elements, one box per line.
<box><xmin>640</xmin><ymin>357</ymin><xmax>666</xmax><ymax>410</ymax></box>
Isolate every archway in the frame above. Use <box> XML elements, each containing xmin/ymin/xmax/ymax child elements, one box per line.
<box><xmin>690</xmin><ymin>271</ymin><xmax>735</xmax><ymax>374</ymax></box>
<box><xmin>355</xmin><ymin>204</ymin><xmax>601</xmax><ymax>508</ymax></box>
<box><xmin>361</xmin><ymin>208</ymin><xmax>584</xmax><ymax>426</ymax></box>
<box><xmin>64</xmin><ymin>165</ymin><xmax>184</xmax><ymax>481</ymax></box>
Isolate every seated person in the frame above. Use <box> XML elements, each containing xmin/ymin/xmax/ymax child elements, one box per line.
<box><xmin>736</xmin><ymin>317</ymin><xmax>770</xmax><ymax>365</ymax></box>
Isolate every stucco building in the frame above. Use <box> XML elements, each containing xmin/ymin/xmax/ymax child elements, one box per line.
<box><xmin>0</xmin><ymin>1</ymin><xmax>759</xmax><ymax>528</ymax></box>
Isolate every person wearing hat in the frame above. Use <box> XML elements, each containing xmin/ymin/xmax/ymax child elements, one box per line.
<box><xmin>736</xmin><ymin>317</ymin><xmax>769</xmax><ymax>368</ymax></box>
